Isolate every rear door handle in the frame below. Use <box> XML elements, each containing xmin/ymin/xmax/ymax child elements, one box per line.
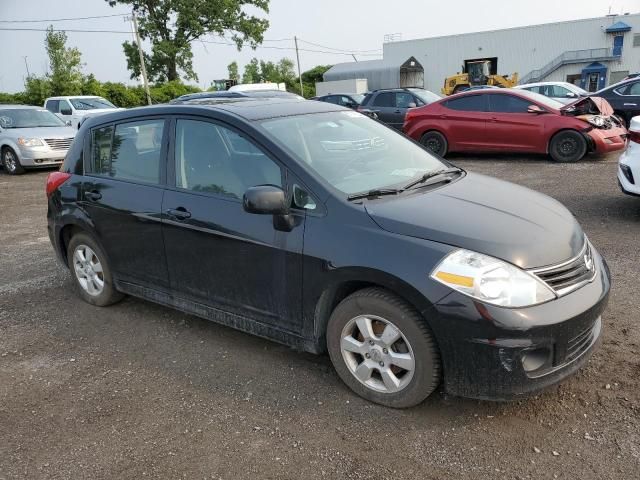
<box><xmin>623</xmin><ymin>103</ymin><xmax>637</xmax><ymax>106</ymax></box>
<box><xmin>166</xmin><ymin>207</ymin><xmax>192</xmax><ymax>220</ymax></box>
<box><xmin>85</xmin><ymin>190</ymin><xmax>102</xmax><ymax>201</ymax></box>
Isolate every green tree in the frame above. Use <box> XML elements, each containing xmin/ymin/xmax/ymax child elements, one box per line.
<box><xmin>106</xmin><ymin>0</ymin><xmax>270</xmax><ymax>82</ymax></box>
<box><xmin>45</xmin><ymin>26</ymin><xmax>84</xmax><ymax>96</ymax></box>
<box><xmin>242</xmin><ymin>58</ymin><xmax>261</xmax><ymax>83</ymax></box>
<box><xmin>23</xmin><ymin>76</ymin><xmax>52</xmax><ymax>106</ymax></box>
<box><xmin>301</xmin><ymin>65</ymin><xmax>332</xmax><ymax>85</ymax></box>
<box><xmin>227</xmin><ymin>61</ymin><xmax>239</xmax><ymax>82</ymax></box>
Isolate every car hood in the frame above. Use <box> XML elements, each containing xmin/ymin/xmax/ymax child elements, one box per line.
<box><xmin>562</xmin><ymin>96</ymin><xmax>614</xmax><ymax>116</ymax></box>
<box><xmin>364</xmin><ymin>172</ymin><xmax>585</xmax><ymax>269</ymax></box>
<box><xmin>1</xmin><ymin>126</ymin><xmax>76</xmax><ymax>138</ymax></box>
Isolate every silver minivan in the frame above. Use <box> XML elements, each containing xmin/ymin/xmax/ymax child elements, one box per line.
<box><xmin>0</xmin><ymin>105</ymin><xmax>76</xmax><ymax>175</ymax></box>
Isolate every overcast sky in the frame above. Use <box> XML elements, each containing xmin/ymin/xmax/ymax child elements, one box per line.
<box><xmin>0</xmin><ymin>0</ymin><xmax>637</xmax><ymax>93</ymax></box>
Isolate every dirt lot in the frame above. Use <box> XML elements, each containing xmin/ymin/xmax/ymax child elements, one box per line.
<box><xmin>1</xmin><ymin>153</ymin><xmax>639</xmax><ymax>480</ymax></box>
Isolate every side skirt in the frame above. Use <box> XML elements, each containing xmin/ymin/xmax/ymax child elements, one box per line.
<box><xmin>115</xmin><ymin>280</ymin><xmax>322</xmax><ymax>354</ymax></box>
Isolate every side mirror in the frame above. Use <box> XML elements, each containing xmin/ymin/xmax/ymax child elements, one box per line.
<box><xmin>345</xmin><ymin>102</ymin><xmax>357</xmax><ymax>109</ymax></box>
<box><xmin>527</xmin><ymin>105</ymin><xmax>545</xmax><ymax>114</ymax></box>
<box><xmin>60</xmin><ymin>108</ymin><xmax>72</xmax><ymax>116</ymax></box>
<box><xmin>565</xmin><ymin>92</ymin><xmax>577</xmax><ymax>98</ymax></box>
<box><xmin>243</xmin><ymin>185</ymin><xmax>289</xmax><ymax>215</ymax></box>
<box><xmin>407</xmin><ymin>102</ymin><xmax>417</xmax><ymax>108</ymax></box>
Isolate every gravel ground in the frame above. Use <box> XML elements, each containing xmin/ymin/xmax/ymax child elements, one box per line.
<box><xmin>0</xmin><ymin>153</ymin><xmax>639</xmax><ymax>480</ymax></box>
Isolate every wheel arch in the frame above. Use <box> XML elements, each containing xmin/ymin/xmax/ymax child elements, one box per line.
<box><xmin>547</xmin><ymin>128</ymin><xmax>592</xmax><ymax>154</ymax></box>
<box><xmin>56</xmin><ymin>216</ymin><xmax>107</xmax><ymax>268</ymax></box>
<box><xmin>312</xmin><ymin>268</ymin><xmax>439</xmax><ymax>354</ymax></box>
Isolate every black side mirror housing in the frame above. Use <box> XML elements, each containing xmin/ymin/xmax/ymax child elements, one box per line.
<box><xmin>60</xmin><ymin>108</ymin><xmax>72</xmax><ymax>116</ymax></box>
<box><xmin>243</xmin><ymin>185</ymin><xmax>289</xmax><ymax>215</ymax></box>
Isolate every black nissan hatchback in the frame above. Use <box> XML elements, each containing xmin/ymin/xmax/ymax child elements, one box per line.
<box><xmin>47</xmin><ymin>99</ymin><xmax>610</xmax><ymax>408</ymax></box>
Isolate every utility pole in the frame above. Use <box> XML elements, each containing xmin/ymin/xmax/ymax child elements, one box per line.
<box><xmin>131</xmin><ymin>11</ymin><xmax>152</xmax><ymax>105</ymax></box>
<box><xmin>294</xmin><ymin>36</ymin><xmax>303</xmax><ymax>96</ymax></box>
<box><xmin>23</xmin><ymin>56</ymin><xmax>30</xmax><ymax>77</ymax></box>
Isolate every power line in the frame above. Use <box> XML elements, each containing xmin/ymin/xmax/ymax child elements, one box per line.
<box><xmin>0</xmin><ymin>27</ymin><xmax>382</xmax><ymax>56</ymax></box>
<box><xmin>0</xmin><ymin>13</ymin><xmax>126</xmax><ymax>23</ymax></box>
<box><xmin>298</xmin><ymin>38</ymin><xmax>382</xmax><ymax>53</ymax></box>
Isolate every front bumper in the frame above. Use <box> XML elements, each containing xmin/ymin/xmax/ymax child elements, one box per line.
<box><xmin>618</xmin><ymin>147</ymin><xmax>640</xmax><ymax>196</ymax></box>
<box><xmin>18</xmin><ymin>145</ymin><xmax>67</xmax><ymax>167</ymax></box>
<box><xmin>430</xmin><ymin>250</ymin><xmax>611</xmax><ymax>400</ymax></box>
<box><xmin>587</xmin><ymin>126</ymin><xmax>628</xmax><ymax>154</ymax></box>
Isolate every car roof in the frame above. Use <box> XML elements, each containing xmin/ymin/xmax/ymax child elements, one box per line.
<box><xmin>0</xmin><ymin>104</ymin><xmax>43</xmax><ymax>110</ymax></box>
<box><xmin>46</xmin><ymin>95</ymin><xmax>103</xmax><ymax>100</ymax></box>
<box><xmin>83</xmin><ymin>98</ymin><xmax>345</xmax><ymax>125</ymax></box>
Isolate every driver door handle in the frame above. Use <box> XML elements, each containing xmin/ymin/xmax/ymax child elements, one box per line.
<box><xmin>166</xmin><ymin>207</ymin><xmax>191</xmax><ymax>220</ymax></box>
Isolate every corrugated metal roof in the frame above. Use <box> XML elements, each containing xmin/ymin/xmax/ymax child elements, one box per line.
<box><xmin>605</xmin><ymin>21</ymin><xmax>632</xmax><ymax>33</ymax></box>
<box><xmin>324</xmin><ymin>59</ymin><xmax>401</xmax><ymax>76</ymax></box>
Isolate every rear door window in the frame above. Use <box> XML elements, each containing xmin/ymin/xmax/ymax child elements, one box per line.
<box><xmin>45</xmin><ymin>100</ymin><xmax>59</xmax><ymax>113</ymax></box>
<box><xmin>488</xmin><ymin>94</ymin><xmax>532</xmax><ymax>113</ymax></box>
<box><xmin>372</xmin><ymin>92</ymin><xmax>394</xmax><ymax>107</ymax></box>
<box><xmin>90</xmin><ymin>119</ymin><xmax>165</xmax><ymax>184</ymax></box>
<box><xmin>395</xmin><ymin>92</ymin><xmax>415</xmax><ymax>108</ymax></box>
<box><xmin>444</xmin><ymin>95</ymin><xmax>487</xmax><ymax>111</ymax></box>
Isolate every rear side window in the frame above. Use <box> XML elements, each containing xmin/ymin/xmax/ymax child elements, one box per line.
<box><xmin>445</xmin><ymin>95</ymin><xmax>487</xmax><ymax>111</ymax></box>
<box><xmin>488</xmin><ymin>94</ymin><xmax>532</xmax><ymax>113</ymax></box>
<box><xmin>45</xmin><ymin>100</ymin><xmax>59</xmax><ymax>113</ymax></box>
<box><xmin>90</xmin><ymin>119</ymin><xmax>165</xmax><ymax>184</ymax></box>
<box><xmin>395</xmin><ymin>92</ymin><xmax>415</xmax><ymax>108</ymax></box>
<box><xmin>372</xmin><ymin>92</ymin><xmax>394</xmax><ymax>107</ymax></box>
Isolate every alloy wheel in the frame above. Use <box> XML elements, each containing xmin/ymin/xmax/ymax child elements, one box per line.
<box><xmin>72</xmin><ymin>245</ymin><xmax>105</xmax><ymax>296</ymax></box>
<box><xmin>340</xmin><ymin>315</ymin><xmax>415</xmax><ymax>393</ymax></box>
<box><xmin>3</xmin><ymin>151</ymin><xmax>17</xmax><ymax>173</ymax></box>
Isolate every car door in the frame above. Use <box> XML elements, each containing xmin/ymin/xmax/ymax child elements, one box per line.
<box><xmin>440</xmin><ymin>94</ymin><xmax>490</xmax><ymax>150</ymax></box>
<box><xmin>486</xmin><ymin>93</ymin><xmax>545</xmax><ymax>152</ymax></box>
<box><xmin>161</xmin><ymin>117</ymin><xmax>305</xmax><ymax>333</ymax></box>
<box><xmin>82</xmin><ymin>117</ymin><xmax>170</xmax><ymax>289</ymax></box>
<box><xmin>369</xmin><ymin>92</ymin><xmax>397</xmax><ymax>127</ymax></box>
<box><xmin>609</xmin><ymin>81</ymin><xmax>640</xmax><ymax>123</ymax></box>
<box><xmin>391</xmin><ymin>91</ymin><xmax>417</xmax><ymax>129</ymax></box>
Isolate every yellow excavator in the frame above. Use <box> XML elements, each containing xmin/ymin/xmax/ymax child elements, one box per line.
<box><xmin>442</xmin><ymin>59</ymin><xmax>518</xmax><ymax>95</ymax></box>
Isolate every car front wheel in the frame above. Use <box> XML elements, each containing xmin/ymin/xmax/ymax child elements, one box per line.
<box><xmin>2</xmin><ymin>147</ymin><xmax>25</xmax><ymax>175</ymax></box>
<box><xmin>327</xmin><ymin>288</ymin><xmax>441</xmax><ymax>408</ymax></box>
<box><xmin>549</xmin><ymin>130</ymin><xmax>587</xmax><ymax>163</ymax></box>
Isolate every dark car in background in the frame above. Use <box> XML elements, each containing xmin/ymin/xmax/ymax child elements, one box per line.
<box><xmin>594</xmin><ymin>77</ymin><xmax>640</xmax><ymax>126</ymax></box>
<box><xmin>47</xmin><ymin>99</ymin><xmax>609</xmax><ymax>408</ymax></box>
<box><xmin>358</xmin><ymin>88</ymin><xmax>441</xmax><ymax>130</ymax></box>
<box><xmin>311</xmin><ymin>93</ymin><xmax>365</xmax><ymax>109</ymax></box>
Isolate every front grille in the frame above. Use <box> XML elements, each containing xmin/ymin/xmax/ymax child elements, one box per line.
<box><xmin>44</xmin><ymin>137</ymin><xmax>73</xmax><ymax>150</ymax></box>
<box><xmin>566</xmin><ymin>319</ymin><xmax>598</xmax><ymax>362</ymax></box>
<box><xmin>530</xmin><ymin>240</ymin><xmax>596</xmax><ymax>296</ymax></box>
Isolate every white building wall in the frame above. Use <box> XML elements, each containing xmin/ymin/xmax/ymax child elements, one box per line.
<box><xmin>382</xmin><ymin>14</ymin><xmax>640</xmax><ymax>92</ymax></box>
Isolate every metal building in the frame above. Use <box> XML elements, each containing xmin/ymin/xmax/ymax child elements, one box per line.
<box><xmin>323</xmin><ymin>56</ymin><xmax>424</xmax><ymax>91</ymax></box>
<box><xmin>324</xmin><ymin>13</ymin><xmax>640</xmax><ymax>93</ymax></box>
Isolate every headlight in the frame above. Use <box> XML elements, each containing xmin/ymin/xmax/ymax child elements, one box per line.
<box><xmin>17</xmin><ymin>137</ymin><xmax>45</xmax><ymax>147</ymax></box>
<box><xmin>431</xmin><ymin>249</ymin><xmax>555</xmax><ymax>308</ymax></box>
<box><xmin>586</xmin><ymin>115</ymin><xmax>605</xmax><ymax>128</ymax></box>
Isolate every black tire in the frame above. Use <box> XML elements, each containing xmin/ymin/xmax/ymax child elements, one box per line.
<box><xmin>2</xmin><ymin>147</ymin><xmax>25</xmax><ymax>175</ymax></box>
<box><xmin>327</xmin><ymin>287</ymin><xmax>441</xmax><ymax>408</ymax></box>
<box><xmin>549</xmin><ymin>130</ymin><xmax>587</xmax><ymax>163</ymax></box>
<box><xmin>420</xmin><ymin>131</ymin><xmax>448</xmax><ymax>157</ymax></box>
<box><xmin>67</xmin><ymin>232</ymin><xmax>124</xmax><ymax>307</ymax></box>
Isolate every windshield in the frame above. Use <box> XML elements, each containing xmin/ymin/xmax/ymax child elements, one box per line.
<box><xmin>351</xmin><ymin>94</ymin><xmax>366</xmax><ymax>104</ymax></box>
<box><xmin>513</xmin><ymin>89</ymin><xmax>565</xmax><ymax>110</ymax></box>
<box><xmin>566</xmin><ymin>84</ymin><xmax>588</xmax><ymax>95</ymax></box>
<box><xmin>0</xmin><ymin>108</ymin><xmax>65</xmax><ymax>128</ymax></box>
<box><xmin>408</xmin><ymin>88</ymin><xmax>440</xmax><ymax>104</ymax></box>
<box><xmin>260</xmin><ymin>111</ymin><xmax>446</xmax><ymax>195</ymax></box>
<box><xmin>69</xmin><ymin>97</ymin><xmax>116</xmax><ymax>110</ymax></box>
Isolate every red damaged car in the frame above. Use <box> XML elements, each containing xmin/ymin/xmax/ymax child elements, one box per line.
<box><xmin>403</xmin><ymin>89</ymin><xmax>628</xmax><ymax>162</ymax></box>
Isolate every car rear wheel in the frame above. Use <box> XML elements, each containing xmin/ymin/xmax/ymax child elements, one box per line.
<box><xmin>549</xmin><ymin>130</ymin><xmax>587</xmax><ymax>163</ymax></box>
<box><xmin>420</xmin><ymin>131</ymin><xmax>448</xmax><ymax>157</ymax></box>
<box><xmin>2</xmin><ymin>147</ymin><xmax>25</xmax><ymax>175</ymax></box>
<box><xmin>67</xmin><ymin>232</ymin><xmax>123</xmax><ymax>307</ymax></box>
<box><xmin>327</xmin><ymin>287</ymin><xmax>441</xmax><ymax>408</ymax></box>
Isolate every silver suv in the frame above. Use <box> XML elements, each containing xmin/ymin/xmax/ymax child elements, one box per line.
<box><xmin>0</xmin><ymin>105</ymin><xmax>76</xmax><ymax>175</ymax></box>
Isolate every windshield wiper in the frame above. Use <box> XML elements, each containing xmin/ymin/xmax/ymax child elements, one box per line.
<box><xmin>347</xmin><ymin>188</ymin><xmax>402</xmax><ymax>201</ymax></box>
<box><xmin>402</xmin><ymin>167</ymin><xmax>462</xmax><ymax>190</ymax></box>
